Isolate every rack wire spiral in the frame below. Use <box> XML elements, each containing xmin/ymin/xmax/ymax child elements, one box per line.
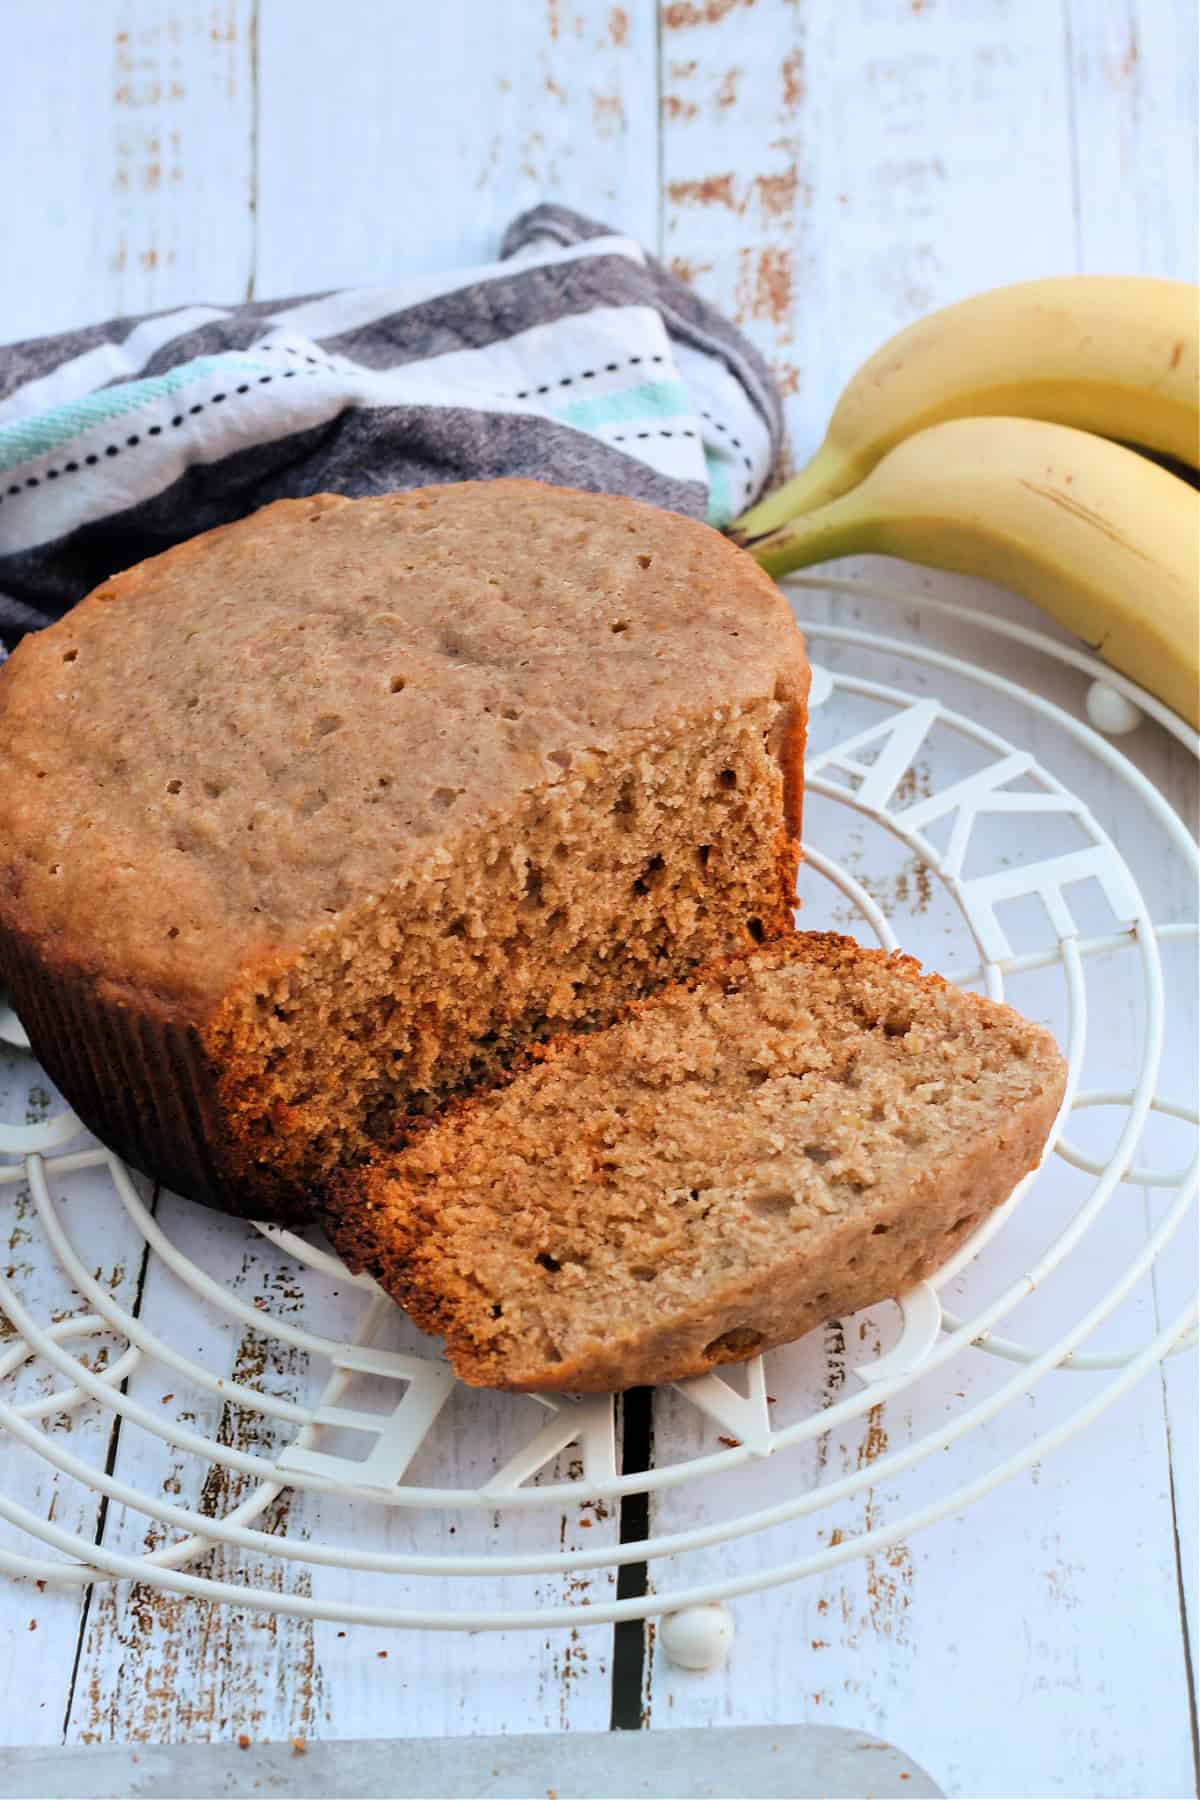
<box><xmin>1</xmin><ymin>578</ymin><xmax>1195</xmax><ymax>1630</ymax></box>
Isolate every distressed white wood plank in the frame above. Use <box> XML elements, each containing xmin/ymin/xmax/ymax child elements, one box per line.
<box><xmin>0</xmin><ymin>0</ymin><xmax>255</xmax><ymax>342</ymax></box>
<box><xmin>643</xmin><ymin>1375</ymin><xmax>1194</xmax><ymax>1800</ymax></box>
<box><xmin>61</xmin><ymin>1198</ymin><xmax>352</xmax><ymax>1748</ymax></box>
<box><xmin>659</xmin><ymin>0</ymin><xmax>807</xmax><ymax>468</ymax></box>
<box><xmin>654</xmin><ymin>0</ymin><xmax>1198</xmax><ymax>1784</ymax></box>
<box><xmin>1066</xmin><ymin>0</ymin><xmax>1199</xmax><ymax>279</ymax></box>
<box><xmin>0</xmin><ymin>1058</ymin><xmax>152</xmax><ymax>1746</ymax></box>
<box><xmin>65</xmin><ymin>1194</ymin><xmax>616</xmax><ymax>1743</ymax></box>
<box><xmin>662</xmin><ymin>0</ymin><xmax>1079</xmax><ymax>472</ymax></box>
<box><xmin>254</xmin><ymin>0</ymin><xmax>660</xmax><ymax>296</ymax></box>
<box><xmin>1064</xmin><ymin>0</ymin><xmax>1199</xmax><ymax>1690</ymax></box>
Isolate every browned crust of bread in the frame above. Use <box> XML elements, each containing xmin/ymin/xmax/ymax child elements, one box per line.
<box><xmin>324</xmin><ymin>933</ymin><xmax>1066</xmax><ymax>1391</ymax></box>
<box><xmin>0</xmin><ymin>484</ymin><xmax>809</xmax><ymax>1221</ymax></box>
<box><xmin>0</xmin><ymin>923</ymin><xmax>301</xmax><ymax>1218</ymax></box>
<box><xmin>0</xmin><ymin>482</ymin><xmax>807</xmax><ymax>1004</ymax></box>
<box><xmin>772</xmin><ymin>653</ymin><xmax>810</xmax><ymax>851</ymax></box>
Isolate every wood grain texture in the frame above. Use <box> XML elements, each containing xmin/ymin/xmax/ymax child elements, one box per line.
<box><xmin>254</xmin><ymin>0</ymin><xmax>660</xmax><ymax>295</ymax></box>
<box><xmin>62</xmin><ymin>1194</ymin><xmax>617</xmax><ymax>1746</ymax></box>
<box><xmin>1065</xmin><ymin>0</ymin><xmax>1200</xmax><ymax>279</ymax></box>
<box><xmin>0</xmin><ymin>1</ymin><xmax>255</xmax><ymax>338</ymax></box>
<box><xmin>659</xmin><ymin>0</ymin><xmax>807</xmax><ymax>471</ymax></box>
<box><xmin>0</xmin><ymin>1058</ymin><xmax>152</xmax><ymax>1747</ymax></box>
<box><xmin>1061</xmin><ymin>74</ymin><xmax>1199</xmax><ymax>1561</ymax></box>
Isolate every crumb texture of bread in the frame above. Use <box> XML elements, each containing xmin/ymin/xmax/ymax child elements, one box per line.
<box><xmin>327</xmin><ymin>933</ymin><xmax>1067</xmax><ymax>1391</ymax></box>
<box><xmin>209</xmin><ymin>704</ymin><xmax>798</xmax><ymax>1193</ymax></box>
<box><xmin>0</xmin><ymin>481</ymin><xmax>808</xmax><ymax>1216</ymax></box>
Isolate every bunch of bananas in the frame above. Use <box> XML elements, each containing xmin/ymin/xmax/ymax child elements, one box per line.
<box><xmin>731</xmin><ymin>278</ymin><xmax>1199</xmax><ymax>730</ymax></box>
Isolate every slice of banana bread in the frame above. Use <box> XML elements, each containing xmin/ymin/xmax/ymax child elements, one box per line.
<box><xmin>326</xmin><ymin>933</ymin><xmax>1066</xmax><ymax>1391</ymax></box>
<box><xmin>0</xmin><ymin>481</ymin><xmax>808</xmax><ymax>1220</ymax></box>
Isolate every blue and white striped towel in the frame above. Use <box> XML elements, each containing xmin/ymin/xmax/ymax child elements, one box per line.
<box><xmin>0</xmin><ymin>205</ymin><xmax>781</xmax><ymax>648</ymax></box>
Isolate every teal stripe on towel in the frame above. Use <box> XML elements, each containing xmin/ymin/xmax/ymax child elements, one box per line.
<box><xmin>0</xmin><ymin>353</ymin><xmax>281</xmax><ymax>474</ymax></box>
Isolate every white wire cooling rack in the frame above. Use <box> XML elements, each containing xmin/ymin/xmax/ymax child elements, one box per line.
<box><xmin>0</xmin><ymin>578</ymin><xmax>1195</xmax><ymax>1632</ymax></box>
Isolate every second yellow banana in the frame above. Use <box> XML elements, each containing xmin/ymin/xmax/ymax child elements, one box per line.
<box><xmin>748</xmin><ymin>416</ymin><xmax>1200</xmax><ymax>731</ymax></box>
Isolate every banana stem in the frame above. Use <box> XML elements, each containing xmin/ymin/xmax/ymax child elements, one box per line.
<box><xmin>745</xmin><ymin>494</ymin><xmax>873</xmax><ymax>580</ymax></box>
<box><xmin>731</xmin><ymin>442</ymin><xmax>860</xmax><ymax>541</ymax></box>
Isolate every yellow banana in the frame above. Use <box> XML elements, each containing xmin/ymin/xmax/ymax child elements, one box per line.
<box><xmin>734</xmin><ymin>277</ymin><xmax>1200</xmax><ymax>539</ymax></box>
<box><xmin>748</xmin><ymin>416</ymin><xmax>1200</xmax><ymax>730</ymax></box>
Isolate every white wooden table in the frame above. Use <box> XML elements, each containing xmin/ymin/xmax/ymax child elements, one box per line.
<box><xmin>1</xmin><ymin>4</ymin><xmax>1197</xmax><ymax>1795</ymax></box>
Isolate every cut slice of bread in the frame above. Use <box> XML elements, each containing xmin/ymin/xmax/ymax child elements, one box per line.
<box><xmin>325</xmin><ymin>933</ymin><xmax>1066</xmax><ymax>1391</ymax></box>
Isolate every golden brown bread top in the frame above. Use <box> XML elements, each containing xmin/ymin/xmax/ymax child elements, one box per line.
<box><xmin>0</xmin><ymin>481</ymin><xmax>807</xmax><ymax>1015</ymax></box>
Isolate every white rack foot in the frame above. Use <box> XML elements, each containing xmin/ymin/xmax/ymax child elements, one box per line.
<box><xmin>660</xmin><ymin>1602</ymin><xmax>735</xmax><ymax>1671</ymax></box>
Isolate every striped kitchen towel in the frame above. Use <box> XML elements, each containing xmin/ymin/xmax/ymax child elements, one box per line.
<box><xmin>0</xmin><ymin>205</ymin><xmax>781</xmax><ymax>648</ymax></box>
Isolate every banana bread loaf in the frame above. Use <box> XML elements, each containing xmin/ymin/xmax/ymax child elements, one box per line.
<box><xmin>325</xmin><ymin>933</ymin><xmax>1066</xmax><ymax>1390</ymax></box>
<box><xmin>0</xmin><ymin>480</ymin><xmax>809</xmax><ymax>1220</ymax></box>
